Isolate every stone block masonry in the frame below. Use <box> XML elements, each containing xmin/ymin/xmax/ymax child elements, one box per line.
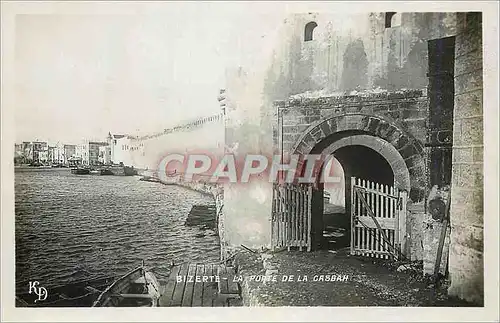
<box><xmin>275</xmin><ymin>89</ymin><xmax>429</xmax><ymax>157</ymax></box>
<box><xmin>448</xmin><ymin>12</ymin><xmax>483</xmax><ymax>305</ymax></box>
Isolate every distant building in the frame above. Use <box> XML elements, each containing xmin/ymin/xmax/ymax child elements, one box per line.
<box><xmin>75</xmin><ymin>141</ymin><xmax>89</xmax><ymax>166</ymax></box>
<box><xmin>14</xmin><ymin>144</ymin><xmax>24</xmax><ymax>164</ymax></box>
<box><xmin>32</xmin><ymin>141</ymin><xmax>48</xmax><ymax>163</ymax></box>
<box><xmin>48</xmin><ymin>146</ymin><xmax>56</xmax><ymax>163</ymax></box>
<box><xmin>89</xmin><ymin>142</ymin><xmax>108</xmax><ymax>165</ymax></box>
<box><xmin>38</xmin><ymin>150</ymin><xmax>48</xmax><ymax>163</ymax></box>
<box><xmin>22</xmin><ymin>142</ymin><xmax>34</xmax><ymax>162</ymax></box>
<box><xmin>63</xmin><ymin>144</ymin><xmax>77</xmax><ymax>165</ymax></box>
<box><xmin>54</xmin><ymin>143</ymin><xmax>65</xmax><ymax>164</ymax></box>
<box><xmin>107</xmin><ymin>133</ymin><xmax>132</xmax><ymax>166</ymax></box>
<box><xmin>98</xmin><ymin>145</ymin><xmax>112</xmax><ymax>165</ymax></box>
<box><xmin>14</xmin><ymin>144</ymin><xmax>23</xmax><ymax>156</ymax></box>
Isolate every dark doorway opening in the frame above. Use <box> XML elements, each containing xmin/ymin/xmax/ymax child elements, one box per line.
<box><xmin>310</xmin><ymin>144</ymin><xmax>395</xmax><ymax>251</ymax></box>
<box><xmin>427</xmin><ymin>36</ymin><xmax>455</xmax><ymax>188</ymax></box>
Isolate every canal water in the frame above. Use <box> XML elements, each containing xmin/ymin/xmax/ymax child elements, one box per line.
<box><xmin>15</xmin><ymin>169</ymin><xmax>220</xmax><ymax>292</ymax></box>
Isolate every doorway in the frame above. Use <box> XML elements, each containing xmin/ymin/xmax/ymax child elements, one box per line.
<box><xmin>312</xmin><ymin>145</ymin><xmax>395</xmax><ymax>251</ymax></box>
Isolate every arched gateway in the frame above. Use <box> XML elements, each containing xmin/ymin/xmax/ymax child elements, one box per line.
<box><xmin>272</xmin><ymin>112</ymin><xmax>426</xmax><ymax>257</ymax></box>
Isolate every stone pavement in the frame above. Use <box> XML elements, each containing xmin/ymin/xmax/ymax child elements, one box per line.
<box><xmin>234</xmin><ymin>248</ymin><xmax>477</xmax><ymax>307</ymax></box>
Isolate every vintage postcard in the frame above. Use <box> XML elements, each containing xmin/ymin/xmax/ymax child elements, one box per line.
<box><xmin>1</xmin><ymin>1</ymin><xmax>498</xmax><ymax>322</ymax></box>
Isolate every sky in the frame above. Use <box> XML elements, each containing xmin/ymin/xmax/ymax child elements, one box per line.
<box><xmin>13</xmin><ymin>3</ymin><xmax>285</xmax><ymax>144</ymax></box>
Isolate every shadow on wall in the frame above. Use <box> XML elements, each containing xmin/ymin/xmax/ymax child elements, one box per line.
<box><xmin>341</xmin><ymin>39</ymin><xmax>369</xmax><ymax>91</ymax></box>
<box><xmin>264</xmin><ymin>35</ymin><xmax>322</xmax><ymax>101</ymax></box>
<box><xmin>375</xmin><ymin>14</ymin><xmax>432</xmax><ymax>89</ymax></box>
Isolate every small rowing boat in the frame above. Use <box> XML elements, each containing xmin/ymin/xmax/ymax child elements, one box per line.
<box><xmin>92</xmin><ymin>263</ymin><xmax>161</xmax><ymax>307</ymax></box>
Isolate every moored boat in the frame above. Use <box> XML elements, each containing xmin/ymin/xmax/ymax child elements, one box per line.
<box><xmin>71</xmin><ymin>168</ymin><xmax>90</xmax><ymax>175</ymax></box>
<box><xmin>139</xmin><ymin>176</ymin><xmax>161</xmax><ymax>183</ymax></box>
<box><xmin>92</xmin><ymin>263</ymin><xmax>161</xmax><ymax>307</ymax></box>
<box><xmin>123</xmin><ymin>166</ymin><xmax>138</xmax><ymax>176</ymax></box>
<box><xmin>99</xmin><ymin>166</ymin><xmax>138</xmax><ymax>176</ymax></box>
<box><xmin>100</xmin><ymin>168</ymin><xmax>114</xmax><ymax>175</ymax></box>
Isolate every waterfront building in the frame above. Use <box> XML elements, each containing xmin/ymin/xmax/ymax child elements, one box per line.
<box><xmin>63</xmin><ymin>144</ymin><xmax>77</xmax><ymax>165</ymax></box>
<box><xmin>32</xmin><ymin>141</ymin><xmax>48</xmax><ymax>163</ymax></box>
<box><xmin>88</xmin><ymin>142</ymin><xmax>108</xmax><ymax>166</ymax></box>
<box><xmin>75</xmin><ymin>141</ymin><xmax>89</xmax><ymax>166</ymax></box>
<box><xmin>54</xmin><ymin>143</ymin><xmax>65</xmax><ymax>164</ymax></box>
<box><xmin>107</xmin><ymin>133</ymin><xmax>133</xmax><ymax>166</ymax></box>
<box><xmin>48</xmin><ymin>146</ymin><xmax>56</xmax><ymax>164</ymax></box>
<box><xmin>98</xmin><ymin>145</ymin><xmax>112</xmax><ymax>165</ymax></box>
<box><xmin>21</xmin><ymin>142</ymin><xmax>34</xmax><ymax>163</ymax></box>
<box><xmin>38</xmin><ymin>150</ymin><xmax>48</xmax><ymax>163</ymax></box>
<box><xmin>14</xmin><ymin>144</ymin><xmax>25</xmax><ymax>164</ymax></box>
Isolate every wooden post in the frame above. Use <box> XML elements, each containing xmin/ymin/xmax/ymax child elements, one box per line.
<box><xmin>394</xmin><ymin>188</ymin><xmax>400</xmax><ymax>261</ymax></box>
<box><xmin>398</xmin><ymin>191</ymin><xmax>408</xmax><ymax>258</ymax></box>
<box><xmin>434</xmin><ymin>193</ymin><xmax>451</xmax><ymax>280</ymax></box>
<box><xmin>288</xmin><ymin>184</ymin><xmax>292</xmax><ymax>249</ymax></box>
<box><xmin>350</xmin><ymin>177</ymin><xmax>355</xmax><ymax>256</ymax></box>
<box><xmin>297</xmin><ymin>186</ymin><xmax>304</xmax><ymax>251</ymax></box>
<box><xmin>307</xmin><ymin>185</ymin><xmax>312</xmax><ymax>252</ymax></box>
<box><xmin>271</xmin><ymin>184</ymin><xmax>276</xmax><ymax>251</ymax></box>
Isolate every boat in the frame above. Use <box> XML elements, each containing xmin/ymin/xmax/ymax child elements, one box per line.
<box><xmin>16</xmin><ymin>275</ymin><xmax>115</xmax><ymax>307</ymax></box>
<box><xmin>139</xmin><ymin>175</ymin><xmax>161</xmax><ymax>183</ymax></box>
<box><xmin>123</xmin><ymin>166</ymin><xmax>138</xmax><ymax>176</ymax></box>
<box><xmin>71</xmin><ymin>168</ymin><xmax>90</xmax><ymax>175</ymax></box>
<box><xmin>99</xmin><ymin>166</ymin><xmax>138</xmax><ymax>176</ymax></box>
<box><xmin>92</xmin><ymin>263</ymin><xmax>161</xmax><ymax>307</ymax></box>
<box><xmin>89</xmin><ymin>170</ymin><xmax>100</xmax><ymax>175</ymax></box>
<box><xmin>100</xmin><ymin>168</ymin><xmax>114</xmax><ymax>175</ymax></box>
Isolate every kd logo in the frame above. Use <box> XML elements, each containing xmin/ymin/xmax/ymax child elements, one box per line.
<box><xmin>28</xmin><ymin>281</ymin><xmax>48</xmax><ymax>303</ymax></box>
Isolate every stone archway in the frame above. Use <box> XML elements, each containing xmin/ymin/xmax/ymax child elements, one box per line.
<box><xmin>321</xmin><ymin>134</ymin><xmax>411</xmax><ymax>192</ymax></box>
<box><xmin>289</xmin><ymin>113</ymin><xmax>426</xmax><ymax>251</ymax></box>
<box><xmin>291</xmin><ymin>113</ymin><xmax>426</xmax><ymax>203</ymax></box>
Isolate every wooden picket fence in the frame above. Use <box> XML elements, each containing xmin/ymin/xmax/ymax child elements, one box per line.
<box><xmin>350</xmin><ymin>177</ymin><xmax>407</xmax><ymax>260</ymax></box>
<box><xmin>271</xmin><ymin>183</ymin><xmax>313</xmax><ymax>251</ymax></box>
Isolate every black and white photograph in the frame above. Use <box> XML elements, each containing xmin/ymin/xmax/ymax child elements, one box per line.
<box><xmin>1</xmin><ymin>1</ymin><xmax>498</xmax><ymax>322</ymax></box>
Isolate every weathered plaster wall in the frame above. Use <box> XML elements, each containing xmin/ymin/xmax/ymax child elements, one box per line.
<box><xmin>448</xmin><ymin>12</ymin><xmax>483</xmax><ymax>305</ymax></box>
<box><xmin>263</xmin><ymin>12</ymin><xmax>458</xmax><ymax>101</ymax></box>
<box><xmin>223</xmin><ymin>66</ymin><xmax>274</xmax><ymax>249</ymax></box>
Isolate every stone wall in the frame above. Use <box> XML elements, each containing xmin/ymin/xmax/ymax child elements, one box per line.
<box><xmin>222</xmin><ymin>12</ymin><xmax>460</xmax><ymax>252</ymax></box>
<box><xmin>448</xmin><ymin>12</ymin><xmax>483</xmax><ymax>305</ymax></box>
<box><xmin>129</xmin><ymin>112</ymin><xmax>225</xmax><ymax>170</ymax></box>
<box><xmin>274</xmin><ymin>89</ymin><xmax>429</xmax><ymax>259</ymax></box>
<box><xmin>263</xmin><ymin>12</ymin><xmax>458</xmax><ymax>102</ymax></box>
<box><xmin>222</xmin><ymin>14</ymin><xmax>485</xmax><ymax>305</ymax></box>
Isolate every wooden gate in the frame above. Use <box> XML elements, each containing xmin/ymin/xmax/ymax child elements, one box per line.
<box><xmin>271</xmin><ymin>183</ymin><xmax>313</xmax><ymax>251</ymax></box>
<box><xmin>350</xmin><ymin>177</ymin><xmax>408</xmax><ymax>260</ymax></box>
